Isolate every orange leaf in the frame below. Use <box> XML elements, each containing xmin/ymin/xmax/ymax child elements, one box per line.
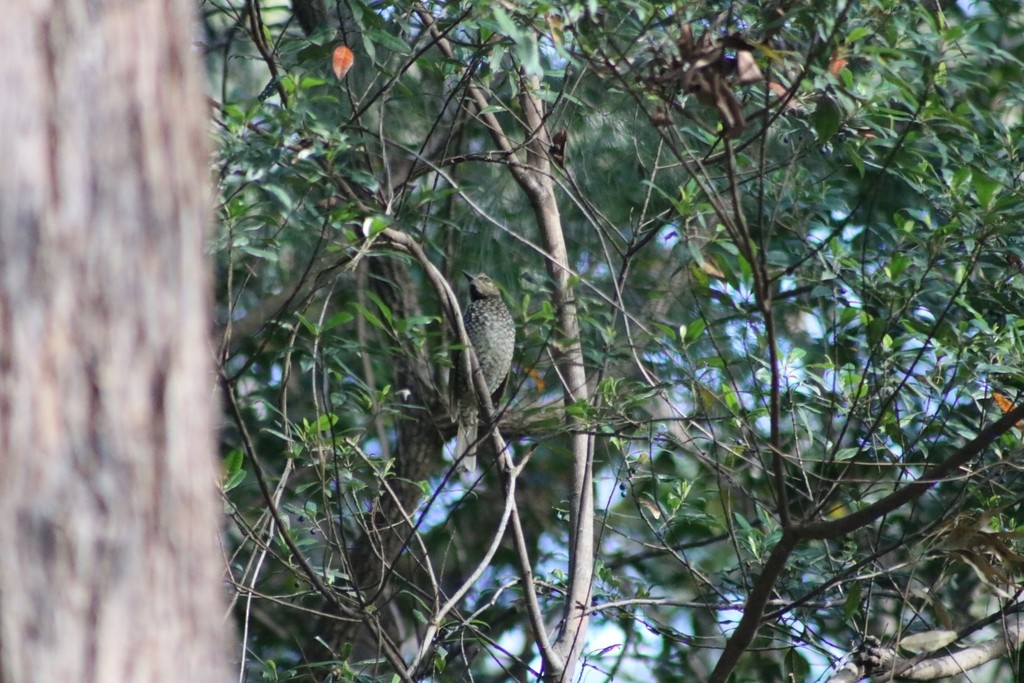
<box><xmin>332</xmin><ymin>45</ymin><xmax>354</xmax><ymax>80</ymax></box>
<box><xmin>993</xmin><ymin>392</ymin><xmax>1023</xmax><ymax>429</ymax></box>
<box><xmin>545</xmin><ymin>13</ymin><xmax>564</xmax><ymax>46</ymax></box>
<box><xmin>526</xmin><ymin>368</ymin><xmax>546</xmax><ymax>393</ymax></box>
<box><xmin>768</xmin><ymin>81</ymin><xmax>799</xmax><ymax>110</ymax></box>
<box><xmin>829</xmin><ymin>47</ymin><xmax>848</xmax><ymax>75</ymax></box>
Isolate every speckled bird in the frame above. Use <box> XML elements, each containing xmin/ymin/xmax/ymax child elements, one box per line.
<box><xmin>452</xmin><ymin>272</ymin><xmax>515</xmax><ymax>471</ymax></box>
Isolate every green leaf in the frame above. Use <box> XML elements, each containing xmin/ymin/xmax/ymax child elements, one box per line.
<box><xmin>322</xmin><ymin>310</ymin><xmax>355</xmax><ymax>331</ymax></box>
<box><xmin>835</xmin><ymin>447</ymin><xmax>861</xmax><ymax>461</ymax></box>
<box><xmin>366</xmin><ymin>291</ymin><xmax>394</xmax><ymax>325</ymax></box>
<box><xmin>846</xmin><ymin>27</ymin><xmax>872</xmax><ymax>43</ymax></box>
<box><xmin>972</xmin><ymin>171</ymin><xmax>1001</xmax><ymax>209</ymax></box>
<box><xmin>684</xmin><ymin>318</ymin><xmax>706</xmax><ymax>343</ymax></box>
<box><xmin>223</xmin><ymin>448</ymin><xmax>244</xmax><ymax>475</ymax></box>
<box><xmin>352</xmin><ymin>303</ymin><xmax>387</xmax><ymax>331</ymax></box>
<box><xmin>813</xmin><ymin>95</ymin><xmax>842</xmax><ymax>142</ymax></box>
<box><xmin>843</xmin><ymin>581</ymin><xmax>862</xmax><ymax>620</ymax></box>
<box><xmin>784</xmin><ymin>647</ymin><xmax>810</xmax><ymax>679</ymax></box>
<box><xmin>365</xmin><ymin>30</ymin><xmax>411</xmax><ymax>56</ymax></box>
<box><xmin>223</xmin><ymin>469</ymin><xmax>246</xmax><ymax>492</ymax></box>
<box><xmin>491</xmin><ymin>6</ymin><xmax>521</xmax><ymax>39</ymax></box>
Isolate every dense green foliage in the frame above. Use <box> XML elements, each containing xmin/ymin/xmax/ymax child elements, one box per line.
<box><xmin>207</xmin><ymin>0</ymin><xmax>1024</xmax><ymax>680</ymax></box>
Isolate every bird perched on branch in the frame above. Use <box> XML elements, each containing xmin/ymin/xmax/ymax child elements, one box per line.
<box><xmin>452</xmin><ymin>272</ymin><xmax>515</xmax><ymax>471</ymax></box>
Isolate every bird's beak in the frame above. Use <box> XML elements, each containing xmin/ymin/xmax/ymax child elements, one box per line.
<box><xmin>463</xmin><ymin>271</ymin><xmax>475</xmax><ymax>282</ymax></box>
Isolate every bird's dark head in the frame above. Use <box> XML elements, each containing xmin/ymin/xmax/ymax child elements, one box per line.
<box><xmin>464</xmin><ymin>272</ymin><xmax>502</xmax><ymax>300</ymax></box>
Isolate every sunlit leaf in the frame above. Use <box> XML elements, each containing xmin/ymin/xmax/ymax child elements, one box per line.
<box><xmin>332</xmin><ymin>45</ymin><xmax>354</xmax><ymax>79</ymax></box>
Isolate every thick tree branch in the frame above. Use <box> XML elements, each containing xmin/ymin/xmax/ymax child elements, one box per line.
<box><xmin>707</xmin><ymin>532</ymin><xmax>800</xmax><ymax>683</ymax></box>
<box><xmin>379</xmin><ymin>227</ymin><xmax>560</xmax><ymax>671</ymax></box>
<box><xmin>516</xmin><ymin>78</ymin><xmax>595</xmax><ymax>681</ymax></box>
<box><xmin>827</xmin><ymin>611</ymin><xmax>1024</xmax><ymax>682</ymax></box>
<box><xmin>391</xmin><ymin>14</ymin><xmax>592</xmax><ymax>677</ymax></box>
<box><xmin>800</xmin><ymin>402</ymin><xmax>1024</xmax><ymax>539</ymax></box>
<box><xmin>709</xmin><ymin>402</ymin><xmax>1024</xmax><ymax>682</ymax></box>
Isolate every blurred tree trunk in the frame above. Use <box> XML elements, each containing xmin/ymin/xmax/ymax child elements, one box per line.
<box><xmin>0</xmin><ymin>1</ymin><xmax>229</xmax><ymax>682</ymax></box>
<box><xmin>292</xmin><ymin>0</ymin><xmax>328</xmax><ymax>34</ymax></box>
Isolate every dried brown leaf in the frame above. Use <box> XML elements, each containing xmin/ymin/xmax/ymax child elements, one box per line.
<box><xmin>735</xmin><ymin>50</ymin><xmax>763</xmax><ymax>84</ymax></box>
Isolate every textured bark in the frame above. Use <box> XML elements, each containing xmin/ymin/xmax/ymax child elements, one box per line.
<box><xmin>292</xmin><ymin>0</ymin><xmax>329</xmax><ymax>35</ymax></box>
<box><xmin>0</xmin><ymin>2</ymin><xmax>229</xmax><ymax>682</ymax></box>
